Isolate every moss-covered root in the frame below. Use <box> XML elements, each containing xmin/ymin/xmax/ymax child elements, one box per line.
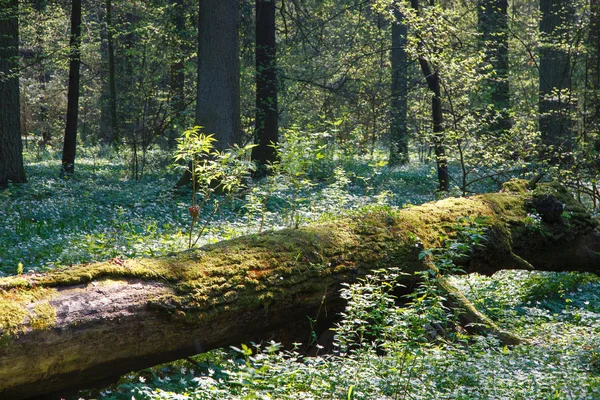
<box><xmin>425</xmin><ymin>258</ymin><xmax>524</xmax><ymax>346</ymax></box>
<box><xmin>437</xmin><ymin>276</ymin><xmax>523</xmax><ymax>345</ymax></box>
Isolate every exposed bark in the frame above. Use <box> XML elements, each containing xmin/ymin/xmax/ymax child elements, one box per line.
<box><xmin>0</xmin><ymin>0</ymin><xmax>26</xmax><ymax>187</ymax></box>
<box><xmin>389</xmin><ymin>7</ymin><xmax>409</xmax><ymax>166</ymax></box>
<box><xmin>1</xmin><ymin>180</ymin><xmax>599</xmax><ymax>399</ymax></box>
<box><xmin>252</xmin><ymin>0</ymin><xmax>279</xmax><ymax>173</ymax></box>
<box><xmin>61</xmin><ymin>0</ymin><xmax>82</xmax><ymax>174</ymax></box>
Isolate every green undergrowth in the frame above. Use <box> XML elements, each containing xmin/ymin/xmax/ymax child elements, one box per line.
<box><xmin>82</xmin><ymin>269</ymin><xmax>600</xmax><ymax>399</ymax></box>
<box><xmin>0</xmin><ymin>147</ymin><xmax>437</xmax><ymax>276</ymax></box>
<box><xmin>3</xmin><ymin>147</ymin><xmax>599</xmax><ymax>399</ymax></box>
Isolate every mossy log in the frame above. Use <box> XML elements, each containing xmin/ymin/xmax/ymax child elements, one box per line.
<box><xmin>1</xmin><ymin>180</ymin><xmax>599</xmax><ymax>399</ymax></box>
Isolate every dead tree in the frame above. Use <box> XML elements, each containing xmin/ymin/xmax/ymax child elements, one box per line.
<box><xmin>0</xmin><ymin>180</ymin><xmax>598</xmax><ymax>399</ymax></box>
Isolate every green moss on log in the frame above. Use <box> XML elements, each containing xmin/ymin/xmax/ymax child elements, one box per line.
<box><xmin>0</xmin><ymin>286</ymin><xmax>55</xmax><ymax>341</ymax></box>
<box><xmin>30</xmin><ymin>301</ymin><xmax>57</xmax><ymax>331</ymax></box>
<box><xmin>0</xmin><ymin>179</ymin><xmax>594</xmax><ymax>332</ymax></box>
<box><xmin>0</xmin><ymin>302</ymin><xmax>27</xmax><ymax>338</ymax></box>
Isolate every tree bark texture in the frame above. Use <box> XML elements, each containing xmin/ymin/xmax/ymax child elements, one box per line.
<box><xmin>389</xmin><ymin>7</ymin><xmax>409</xmax><ymax>166</ymax></box>
<box><xmin>478</xmin><ymin>0</ymin><xmax>511</xmax><ymax>135</ymax></box>
<box><xmin>1</xmin><ymin>180</ymin><xmax>599</xmax><ymax>399</ymax></box>
<box><xmin>252</xmin><ymin>0</ymin><xmax>279</xmax><ymax>171</ymax></box>
<box><xmin>539</xmin><ymin>0</ymin><xmax>574</xmax><ymax>161</ymax></box>
<box><xmin>0</xmin><ymin>0</ymin><xmax>26</xmax><ymax>187</ymax></box>
<box><xmin>196</xmin><ymin>0</ymin><xmax>241</xmax><ymax>151</ymax></box>
<box><xmin>61</xmin><ymin>0</ymin><xmax>82</xmax><ymax>173</ymax></box>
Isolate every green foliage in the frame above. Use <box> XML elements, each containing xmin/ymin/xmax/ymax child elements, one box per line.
<box><xmin>335</xmin><ymin>268</ymin><xmax>408</xmax><ymax>352</ymax></box>
<box><xmin>419</xmin><ymin>216</ymin><xmax>489</xmax><ymax>274</ymax></box>
<box><xmin>9</xmin><ymin>0</ymin><xmax>600</xmax><ymax>396</ymax></box>
<box><xmin>521</xmin><ymin>271</ymin><xmax>600</xmax><ymax>304</ymax></box>
<box><xmin>174</xmin><ymin>127</ymin><xmax>255</xmax><ymax>248</ymax></box>
<box><xmin>83</xmin><ymin>268</ymin><xmax>600</xmax><ymax>399</ymax></box>
<box><xmin>7</xmin><ymin>146</ymin><xmax>598</xmax><ymax>398</ymax></box>
<box><xmin>0</xmin><ymin>148</ymin><xmax>188</xmax><ymax>274</ymax></box>
<box><xmin>242</xmin><ymin>127</ymin><xmax>420</xmax><ymax>232</ymax></box>
<box><xmin>0</xmin><ymin>144</ymin><xmax>436</xmax><ymax>275</ymax></box>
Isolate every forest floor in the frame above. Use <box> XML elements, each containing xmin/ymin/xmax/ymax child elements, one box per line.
<box><xmin>1</xmin><ymin>147</ymin><xmax>599</xmax><ymax>399</ymax></box>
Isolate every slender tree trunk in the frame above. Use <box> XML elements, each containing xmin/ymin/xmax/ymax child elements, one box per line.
<box><xmin>168</xmin><ymin>0</ymin><xmax>186</xmax><ymax>148</ymax></box>
<box><xmin>33</xmin><ymin>0</ymin><xmax>50</xmax><ymax>147</ymax></box>
<box><xmin>61</xmin><ymin>0</ymin><xmax>82</xmax><ymax>174</ymax></box>
<box><xmin>431</xmin><ymin>77</ymin><xmax>448</xmax><ymax>191</ymax></box>
<box><xmin>478</xmin><ymin>0</ymin><xmax>511</xmax><ymax>135</ymax></box>
<box><xmin>0</xmin><ymin>0</ymin><xmax>26</xmax><ymax>187</ymax></box>
<box><xmin>539</xmin><ymin>0</ymin><xmax>574</xmax><ymax>163</ymax></box>
<box><xmin>106</xmin><ymin>0</ymin><xmax>119</xmax><ymax>147</ymax></box>
<box><xmin>389</xmin><ymin>7</ymin><xmax>409</xmax><ymax>165</ymax></box>
<box><xmin>410</xmin><ymin>0</ymin><xmax>448</xmax><ymax>191</ymax></box>
<box><xmin>196</xmin><ymin>0</ymin><xmax>241</xmax><ymax>150</ymax></box>
<box><xmin>252</xmin><ymin>0</ymin><xmax>279</xmax><ymax>173</ymax></box>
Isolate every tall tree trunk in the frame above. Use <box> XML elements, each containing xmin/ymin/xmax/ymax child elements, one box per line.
<box><xmin>61</xmin><ymin>0</ymin><xmax>82</xmax><ymax>174</ymax></box>
<box><xmin>176</xmin><ymin>0</ymin><xmax>241</xmax><ymax>187</ymax></box>
<box><xmin>196</xmin><ymin>0</ymin><xmax>241</xmax><ymax>150</ymax></box>
<box><xmin>539</xmin><ymin>0</ymin><xmax>574</xmax><ymax>163</ymax></box>
<box><xmin>0</xmin><ymin>0</ymin><xmax>26</xmax><ymax>187</ymax></box>
<box><xmin>33</xmin><ymin>0</ymin><xmax>50</xmax><ymax>147</ymax></box>
<box><xmin>586</xmin><ymin>0</ymin><xmax>600</xmax><ymax>142</ymax></box>
<box><xmin>389</xmin><ymin>7</ymin><xmax>409</xmax><ymax>166</ymax></box>
<box><xmin>478</xmin><ymin>0</ymin><xmax>511</xmax><ymax>135</ymax></box>
<box><xmin>106</xmin><ymin>0</ymin><xmax>119</xmax><ymax>147</ymax></box>
<box><xmin>168</xmin><ymin>0</ymin><xmax>186</xmax><ymax>148</ymax></box>
<box><xmin>431</xmin><ymin>76</ymin><xmax>448</xmax><ymax>191</ymax></box>
<box><xmin>0</xmin><ymin>180</ymin><xmax>599</xmax><ymax>399</ymax></box>
<box><xmin>410</xmin><ymin>0</ymin><xmax>449</xmax><ymax>191</ymax></box>
<box><xmin>252</xmin><ymin>0</ymin><xmax>279</xmax><ymax>174</ymax></box>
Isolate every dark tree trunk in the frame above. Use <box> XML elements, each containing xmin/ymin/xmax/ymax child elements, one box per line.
<box><xmin>196</xmin><ymin>0</ymin><xmax>240</xmax><ymax>150</ymax></box>
<box><xmin>176</xmin><ymin>0</ymin><xmax>241</xmax><ymax>187</ymax></box>
<box><xmin>539</xmin><ymin>0</ymin><xmax>574</xmax><ymax>162</ymax></box>
<box><xmin>61</xmin><ymin>0</ymin><xmax>82</xmax><ymax>174</ymax></box>
<box><xmin>33</xmin><ymin>0</ymin><xmax>50</xmax><ymax>147</ymax></box>
<box><xmin>0</xmin><ymin>0</ymin><xmax>26</xmax><ymax>187</ymax></box>
<box><xmin>389</xmin><ymin>7</ymin><xmax>409</xmax><ymax>166</ymax></box>
<box><xmin>410</xmin><ymin>0</ymin><xmax>449</xmax><ymax>191</ymax></box>
<box><xmin>431</xmin><ymin>80</ymin><xmax>448</xmax><ymax>191</ymax></box>
<box><xmin>168</xmin><ymin>0</ymin><xmax>186</xmax><ymax>148</ymax></box>
<box><xmin>32</xmin><ymin>0</ymin><xmax>47</xmax><ymax>10</ymax></box>
<box><xmin>478</xmin><ymin>0</ymin><xmax>511</xmax><ymax>135</ymax></box>
<box><xmin>252</xmin><ymin>0</ymin><xmax>279</xmax><ymax>173</ymax></box>
<box><xmin>586</xmin><ymin>0</ymin><xmax>600</xmax><ymax>141</ymax></box>
<box><xmin>0</xmin><ymin>180</ymin><xmax>599</xmax><ymax>399</ymax></box>
<box><xmin>106</xmin><ymin>0</ymin><xmax>119</xmax><ymax>147</ymax></box>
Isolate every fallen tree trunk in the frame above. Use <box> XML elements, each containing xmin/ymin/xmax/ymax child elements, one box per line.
<box><xmin>1</xmin><ymin>179</ymin><xmax>599</xmax><ymax>399</ymax></box>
